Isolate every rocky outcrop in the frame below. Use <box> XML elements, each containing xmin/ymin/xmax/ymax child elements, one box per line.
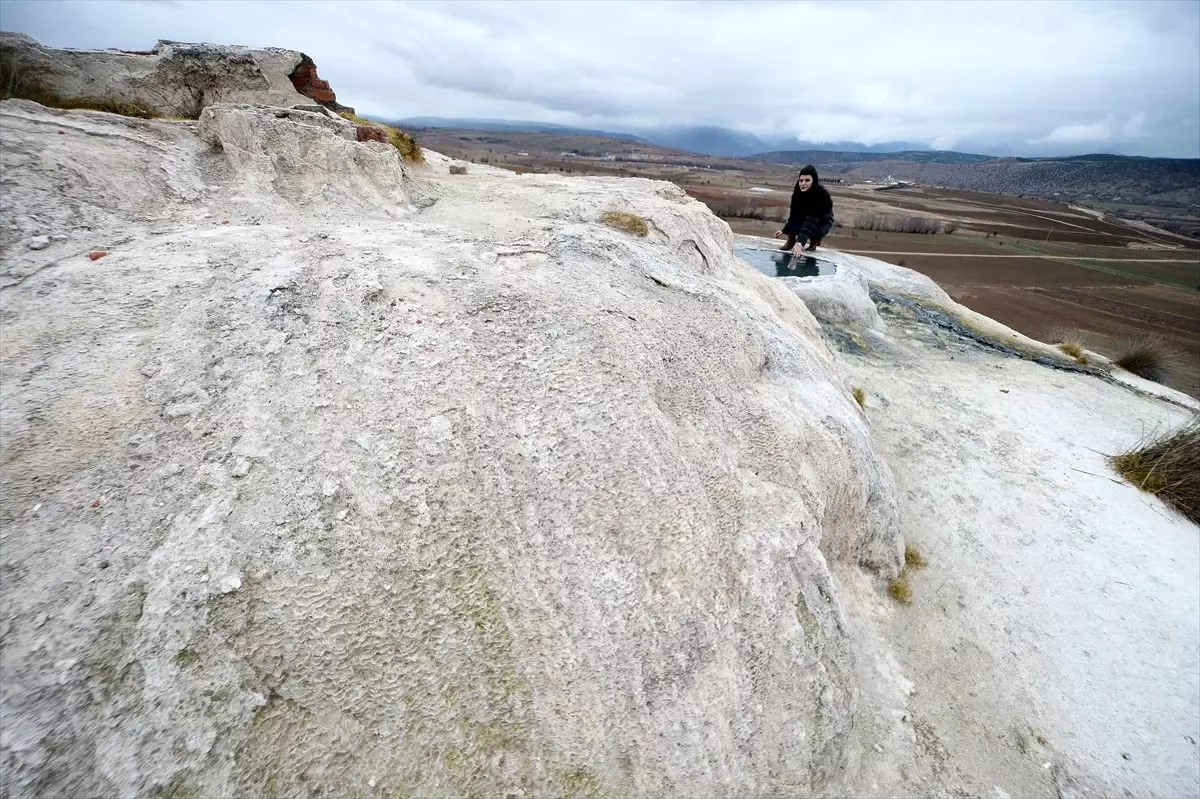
<box><xmin>196</xmin><ymin>104</ymin><xmax>421</xmax><ymax>215</ymax></box>
<box><xmin>0</xmin><ymin>98</ymin><xmax>902</xmax><ymax>798</ymax></box>
<box><xmin>287</xmin><ymin>55</ymin><xmax>350</xmax><ymax>112</ymax></box>
<box><xmin>0</xmin><ymin>32</ymin><xmax>340</xmax><ymax>118</ymax></box>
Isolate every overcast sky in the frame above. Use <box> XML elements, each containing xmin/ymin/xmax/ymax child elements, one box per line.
<box><xmin>4</xmin><ymin>0</ymin><xmax>1199</xmax><ymax>157</ymax></box>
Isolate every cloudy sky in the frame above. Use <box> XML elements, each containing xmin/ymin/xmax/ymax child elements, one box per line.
<box><xmin>5</xmin><ymin>0</ymin><xmax>1199</xmax><ymax>157</ymax></box>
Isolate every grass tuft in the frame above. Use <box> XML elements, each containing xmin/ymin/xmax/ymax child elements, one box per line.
<box><xmin>852</xmin><ymin>387</ymin><xmax>866</xmax><ymax>408</ymax></box>
<box><xmin>1058</xmin><ymin>342</ymin><xmax>1083</xmax><ymax>359</ymax></box>
<box><xmin>601</xmin><ymin>210</ymin><xmax>649</xmax><ymax>237</ymax></box>
<box><xmin>1055</xmin><ymin>341</ymin><xmax>1089</xmax><ymax>365</ymax></box>
<box><xmin>173</xmin><ymin>648</ymin><xmax>199</xmax><ymax>667</ymax></box>
<box><xmin>338</xmin><ymin>111</ymin><xmax>424</xmax><ymax>163</ymax></box>
<box><xmin>1110</xmin><ymin>417</ymin><xmax>1200</xmax><ymax>524</ymax></box>
<box><xmin>1112</xmin><ymin>337</ymin><xmax>1180</xmax><ymax>387</ymax></box>
<box><xmin>887</xmin><ymin>570</ymin><xmax>913</xmax><ymax>605</ymax></box>
<box><xmin>904</xmin><ymin>544</ymin><xmax>927</xmax><ymax>569</ymax></box>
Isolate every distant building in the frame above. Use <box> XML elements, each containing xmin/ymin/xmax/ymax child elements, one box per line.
<box><xmin>517</xmin><ymin>152</ymin><xmax>529</xmax><ymax>156</ymax></box>
<box><xmin>748</xmin><ymin>187</ymin><xmax>772</xmax><ymax>194</ymax></box>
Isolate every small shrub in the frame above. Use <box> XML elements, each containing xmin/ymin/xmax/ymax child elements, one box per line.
<box><xmin>1113</xmin><ymin>337</ymin><xmax>1180</xmax><ymax>386</ymax></box>
<box><xmin>904</xmin><ymin>544</ymin><xmax>927</xmax><ymax>569</ymax></box>
<box><xmin>897</xmin><ymin>259</ymin><xmax>907</xmax><ymax>267</ymax></box>
<box><xmin>601</xmin><ymin>210</ymin><xmax>649</xmax><ymax>237</ymax></box>
<box><xmin>338</xmin><ymin>111</ymin><xmax>424</xmax><ymax>163</ymax></box>
<box><xmin>852</xmin><ymin>387</ymin><xmax>866</xmax><ymax>408</ymax></box>
<box><xmin>1110</xmin><ymin>417</ymin><xmax>1200</xmax><ymax>523</ymax></box>
<box><xmin>887</xmin><ymin>571</ymin><xmax>913</xmax><ymax>605</ymax></box>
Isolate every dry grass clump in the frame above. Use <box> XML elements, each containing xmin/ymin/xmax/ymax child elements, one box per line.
<box><xmin>887</xmin><ymin>545</ymin><xmax>928</xmax><ymax>605</ymax></box>
<box><xmin>1042</xmin><ymin>326</ymin><xmax>1090</xmax><ymax>364</ymax></box>
<box><xmin>601</xmin><ymin>210</ymin><xmax>649</xmax><ymax>237</ymax></box>
<box><xmin>1112</xmin><ymin>336</ymin><xmax>1180</xmax><ymax>387</ymax></box>
<box><xmin>1056</xmin><ymin>342</ymin><xmax>1089</xmax><ymax>364</ymax></box>
<box><xmin>1058</xmin><ymin>342</ymin><xmax>1083</xmax><ymax>359</ymax></box>
<box><xmin>887</xmin><ymin>571</ymin><xmax>913</xmax><ymax>605</ymax></box>
<box><xmin>904</xmin><ymin>544</ymin><xmax>927</xmax><ymax>569</ymax></box>
<box><xmin>852</xmin><ymin>387</ymin><xmax>866</xmax><ymax>408</ymax></box>
<box><xmin>1110</xmin><ymin>417</ymin><xmax>1200</xmax><ymax>524</ymax></box>
<box><xmin>338</xmin><ymin>111</ymin><xmax>424</xmax><ymax>163</ymax></box>
<box><xmin>60</xmin><ymin>95</ymin><xmax>157</xmax><ymax>118</ymax></box>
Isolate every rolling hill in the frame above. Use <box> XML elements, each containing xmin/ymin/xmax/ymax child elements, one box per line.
<box><xmin>750</xmin><ymin>151</ymin><xmax>1200</xmax><ymax>209</ymax></box>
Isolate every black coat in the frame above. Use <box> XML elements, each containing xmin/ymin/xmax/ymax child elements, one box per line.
<box><xmin>786</xmin><ymin>181</ymin><xmax>834</xmax><ymax>228</ymax></box>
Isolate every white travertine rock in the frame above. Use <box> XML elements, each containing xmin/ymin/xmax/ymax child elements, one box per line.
<box><xmin>0</xmin><ymin>98</ymin><xmax>900</xmax><ymax>799</ymax></box>
<box><xmin>0</xmin><ymin>32</ymin><xmax>312</xmax><ymax>118</ymax></box>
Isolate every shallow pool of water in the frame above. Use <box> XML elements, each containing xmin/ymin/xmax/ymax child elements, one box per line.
<box><xmin>735</xmin><ymin>245</ymin><xmax>838</xmax><ymax>279</ymax></box>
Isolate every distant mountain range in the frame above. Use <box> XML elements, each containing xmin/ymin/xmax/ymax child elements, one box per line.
<box><xmin>392</xmin><ymin>117</ymin><xmax>647</xmax><ymax>144</ymax></box>
<box><xmin>750</xmin><ymin>151</ymin><xmax>1200</xmax><ymax>208</ymax></box>
<box><xmin>635</xmin><ymin>126</ymin><xmax>927</xmax><ymax>158</ymax></box>
<box><xmin>392</xmin><ymin>117</ymin><xmax>1199</xmax><ymax>210</ymax></box>
<box><xmin>392</xmin><ymin>117</ymin><xmax>925</xmax><ymax>158</ymax></box>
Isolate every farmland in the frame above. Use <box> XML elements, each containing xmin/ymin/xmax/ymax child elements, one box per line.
<box><xmin>410</xmin><ymin>127</ymin><xmax>1199</xmax><ymax>397</ymax></box>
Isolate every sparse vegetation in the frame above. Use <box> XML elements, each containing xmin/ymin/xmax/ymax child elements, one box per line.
<box><xmin>887</xmin><ymin>570</ymin><xmax>913</xmax><ymax>605</ymax></box>
<box><xmin>601</xmin><ymin>210</ymin><xmax>649</xmax><ymax>237</ymax></box>
<box><xmin>710</xmin><ymin>201</ymin><xmax>786</xmax><ymax>222</ymax></box>
<box><xmin>0</xmin><ymin>62</ymin><xmax>157</xmax><ymax>118</ymax></box>
<box><xmin>1056</xmin><ymin>342</ymin><xmax>1089</xmax><ymax>365</ymax></box>
<box><xmin>173</xmin><ymin>648</ymin><xmax>199</xmax><ymax>667</ymax></box>
<box><xmin>1110</xmin><ymin>417</ymin><xmax>1200</xmax><ymax>524</ymax></box>
<box><xmin>1057</xmin><ymin>341</ymin><xmax>1082</xmax><ymax>358</ymax></box>
<box><xmin>849</xmin><ymin>214</ymin><xmax>945</xmax><ymax>235</ymax></box>
<box><xmin>150</xmin><ymin>774</ymin><xmax>196</xmax><ymax>799</ymax></box>
<box><xmin>1043</xmin><ymin>328</ymin><xmax>1093</xmax><ymax>365</ymax></box>
<box><xmin>904</xmin><ymin>544</ymin><xmax>927</xmax><ymax>569</ymax></box>
<box><xmin>852</xmin><ymin>387</ymin><xmax>866</xmax><ymax>408</ymax></box>
<box><xmin>1113</xmin><ymin>337</ymin><xmax>1180</xmax><ymax>386</ymax></box>
<box><xmin>338</xmin><ymin>111</ymin><xmax>424</xmax><ymax>163</ymax></box>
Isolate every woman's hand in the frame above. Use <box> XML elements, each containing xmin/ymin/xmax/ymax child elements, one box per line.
<box><xmin>773</xmin><ymin>230</ymin><xmax>783</xmax><ymax>239</ymax></box>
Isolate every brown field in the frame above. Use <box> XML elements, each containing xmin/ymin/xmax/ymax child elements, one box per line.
<box><xmin>414</xmin><ymin>128</ymin><xmax>1199</xmax><ymax>396</ymax></box>
<box><xmin>829</xmin><ymin>233</ymin><xmax>1198</xmax><ymax>397</ymax></box>
<box><xmin>732</xmin><ymin>219</ymin><xmax>1199</xmax><ymax>397</ymax></box>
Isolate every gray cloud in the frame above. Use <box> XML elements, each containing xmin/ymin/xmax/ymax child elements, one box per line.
<box><xmin>4</xmin><ymin>0</ymin><xmax>1198</xmax><ymax>156</ymax></box>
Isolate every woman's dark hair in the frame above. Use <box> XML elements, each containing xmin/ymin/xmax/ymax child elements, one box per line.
<box><xmin>799</xmin><ymin>164</ymin><xmax>819</xmax><ymax>182</ymax></box>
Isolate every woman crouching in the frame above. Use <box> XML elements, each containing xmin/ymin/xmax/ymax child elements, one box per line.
<box><xmin>775</xmin><ymin>165</ymin><xmax>834</xmax><ymax>253</ymax></box>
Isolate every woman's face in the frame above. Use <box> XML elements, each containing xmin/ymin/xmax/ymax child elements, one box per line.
<box><xmin>798</xmin><ymin>174</ymin><xmax>814</xmax><ymax>191</ymax></box>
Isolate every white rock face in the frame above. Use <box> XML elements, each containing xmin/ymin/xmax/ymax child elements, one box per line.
<box><xmin>734</xmin><ymin>234</ymin><xmax>1200</xmax><ymax>799</ymax></box>
<box><xmin>196</xmin><ymin>104</ymin><xmax>421</xmax><ymax>215</ymax></box>
<box><xmin>781</xmin><ymin>264</ymin><xmax>885</xmax><ymax>332</ymax></box>
<box><xmin>0</xmin><ymin>32</ymin><xmax>311</xmax><ymax>118</ymax></box>
<box><xmin>0</xmin><ymin>99</ymin><xmax>902</xmax><ymax>798</ymax></box>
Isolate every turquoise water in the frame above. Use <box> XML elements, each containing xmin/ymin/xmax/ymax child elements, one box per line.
<box><xmin>735</xmin><ymin>245</ymin><xmax>838</xmax><ymax>279</ymax></box>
